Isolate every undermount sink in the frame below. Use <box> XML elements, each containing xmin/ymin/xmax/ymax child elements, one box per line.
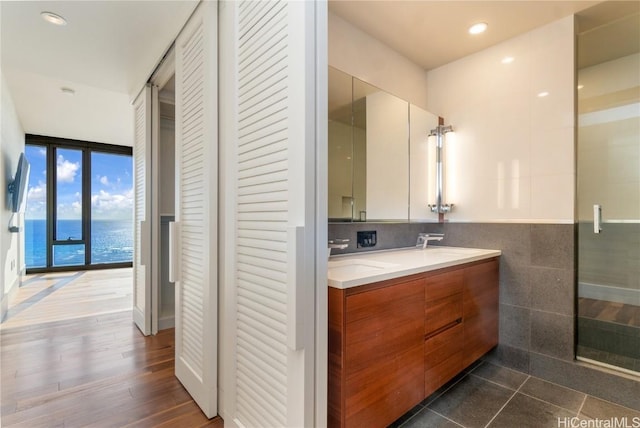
<box><xmin>328</xmin><ymin>258</ymin><xmax>399</xmax><ymax>276</ymax></box>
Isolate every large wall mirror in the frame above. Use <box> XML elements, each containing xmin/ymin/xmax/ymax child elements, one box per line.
<box><xmin>328</xmin><ymin>66</ymin><xmax>439</xmax><ymax>222</ymax></box>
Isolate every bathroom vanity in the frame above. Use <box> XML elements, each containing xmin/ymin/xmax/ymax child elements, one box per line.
<box><xmin>328</xmin><ymin>247</ymin><xmax>500</xmax><ymax>428</ymax></box>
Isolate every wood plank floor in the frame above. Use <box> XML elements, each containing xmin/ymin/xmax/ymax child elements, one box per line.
<box><xmin>578</xmin><ymin>297</ymin><xmax>640</xmax><ymax>327</ymax></box>
<box><xmin>3</xmin><ymin>269</ymin><xmax>133</xmax><ymax>329</ymax></box>
<box><xmin>1</xmin><ymin>269</ymin><xmax>223</xmax><ymax>427</ymax></box>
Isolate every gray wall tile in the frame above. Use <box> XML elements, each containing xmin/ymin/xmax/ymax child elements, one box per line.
<box><xmin>578</xmin><ymin>222</ymin><xmax>640</xmax><ymax>289</ymax></box>
<box><xmin>500</xmin><ymin>304</ymin><xmax>530</xmax><ymax>350</ymax></box>
<box><xmin>530</xmin><ymin>267</ymin><xmax>575</xmax><ymax>315</ymax></box>
<box><xmin>530</xmin><ymin>310</ymin><xmax>574</xmax><ymax>361</ymax></box>
<box><xmin>530</xmin><ymin>224</ymin><xmax>574</xmax><ymax>269</ymax></box>
<box><xmin>328</xmin><ymin>222</ymin><xmax>430</xmax><ymax>254</ymax></box>
<box><xmin>500</xmin><ymin>263</ymin><xmax>530</xmax><ymax>307</ymax></box>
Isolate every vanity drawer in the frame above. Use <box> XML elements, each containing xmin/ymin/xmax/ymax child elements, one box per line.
<box><xmin>424</xmin><ymin>322</ymin><xmax>463</xmax><ymax>397</ymax></box>
<box><xmin>425</xmin><ymin>270</ymin><xmax>463</xmax><ymax>335</ymax></box>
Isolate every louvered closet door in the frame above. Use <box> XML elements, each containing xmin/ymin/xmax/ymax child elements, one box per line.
<box><xmin>132</xmin><ymin>86</ymin><xmax>153</xmax><ymax>336</ymax></box>
<box><xmin>173</xmin><ymin>1</ymin><xmax>218</xmax><ymax>418</ymax></box>
<box><xmin>220</xmin><ymin>0</ymin><xmax>322</xmax><ymax>426</ymax></box>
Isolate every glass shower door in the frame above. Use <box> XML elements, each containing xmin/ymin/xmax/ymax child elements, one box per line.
<box><xmin>576</xmin><ymin>6</ymin><xmax>640</xmax><ymax>373</ymax></box>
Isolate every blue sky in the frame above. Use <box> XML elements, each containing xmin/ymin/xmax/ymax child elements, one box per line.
<box><xmin>25</xmin><ymin>145</ymin><xmax>133</xmax><ymax>220</ymax></box>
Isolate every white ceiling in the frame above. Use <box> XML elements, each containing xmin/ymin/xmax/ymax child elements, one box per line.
<box><xmin>2</xmin><ymin>0</ymin><xmax>635</xmax><ymax>148</ymax></box>
<box><xmin>1</xmin><ymin>0</ymin><xmax>198</xmax><ymax>146</ymax></box>
<box><xmin>328</xmin><ymin>0</ymin><xmax>601</xmax><ymax>71</ymax></box>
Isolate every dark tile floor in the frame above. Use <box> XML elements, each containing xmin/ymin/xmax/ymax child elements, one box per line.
<box><xmin>390</xmin><ymin>361</ymin><xmax>640</xmax><ymax>428</ymax></box>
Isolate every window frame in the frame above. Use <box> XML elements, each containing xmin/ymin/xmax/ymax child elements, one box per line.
<box><xmin>26</xmin><ymin>134</ymin><xmax>133</xmax><ymax>273</ymax></box>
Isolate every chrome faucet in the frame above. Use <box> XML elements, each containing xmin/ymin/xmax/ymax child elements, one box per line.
<box><xmin>416</xmin><ymin>233</ymin><xmax>444</xmax><ymax>249</ymax></box>
<box><xmin>328</xmin><ymin>239</ymin><xmax>349</xmax><ymax>257</ymax></box>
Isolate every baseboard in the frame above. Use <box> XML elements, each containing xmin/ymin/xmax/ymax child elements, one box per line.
<box><xmin>159</xmin><ymin>316</ymin><xmax>175</xmax><ymax>331</ymax></box>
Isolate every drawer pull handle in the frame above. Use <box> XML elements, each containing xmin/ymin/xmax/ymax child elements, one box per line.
<box><xmin>425</xmin><ymin>318</ymin><xmax>462</xmax><ymax>340</ymax></box>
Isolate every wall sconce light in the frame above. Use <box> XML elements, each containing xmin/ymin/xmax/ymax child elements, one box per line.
<box><xmin>428</xmin><ymin>124</ymin><xmax>454</xmax><ymax>214</ymax></box>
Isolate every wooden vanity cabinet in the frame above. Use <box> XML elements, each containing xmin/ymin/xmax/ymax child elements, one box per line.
<box><xmin>424</xmin><ymin>270</ymin><xmax>464</xmax><ymax>397</ymax></box>
<box><xmin>329</xmin><ymin>276</ymin><xmax>424</xmax><ymax>428</ymax></box>
<box><xmin>463</xmin><ymin>259</ymin><xmax>499</xmax><ymax>367</ymax></box>
<box><xmin>328</xmin><ymin>258</ymin><xmax>499</xmax><ymax>428</ymax></box>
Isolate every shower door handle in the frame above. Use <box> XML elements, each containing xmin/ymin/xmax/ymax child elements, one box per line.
<box><xmin>593</xmin><ymin>204</ymin><xmax>602</xmax><ymax>234</ymax></box>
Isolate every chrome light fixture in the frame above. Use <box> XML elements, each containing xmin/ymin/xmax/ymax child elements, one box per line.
<box><xmin>428</xmin><ymin>124</ymin><xmax>454</xmax><ymax>214</ymax></box>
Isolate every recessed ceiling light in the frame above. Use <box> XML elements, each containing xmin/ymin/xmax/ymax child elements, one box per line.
<box><xmin>41</xmin><ymin>11</ymin><xmax>67</xmax><ymax>26</ymax></box>
<box><xmin>468</xmin><ymin>22</ymin><xmax>488</xmax><ymax>35</ymax></box>
<box><xmin>501</xmin><ymin>57</ymin><xmax>514</xmax><ymax>64</ymax></box>
<box><xmin>61</xmin><ymin>87</ymin><xmax>75</xmax><ymax>96</ymax></box>
<box><xmin>537</xmin><ymin>91</ymin><xmax>549</xmax><ymax>98</ymax></box>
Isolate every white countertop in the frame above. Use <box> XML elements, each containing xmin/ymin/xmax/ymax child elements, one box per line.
<box><xmin>328</xmin><ymin>246</ymin><xmax>501</xmax><ymax>289</ymax></box>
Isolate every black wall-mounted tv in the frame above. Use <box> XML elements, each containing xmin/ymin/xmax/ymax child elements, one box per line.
<box><xmin>8</xmin><ymin>152</ymin><xmax>30</xmax><ymax>213</ymax></box>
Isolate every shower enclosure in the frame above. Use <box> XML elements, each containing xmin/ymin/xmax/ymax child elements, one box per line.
<box><xmin>576</xmin><ymin>3</ymin><xmax>640</xmax><ymax>374</ymax></box>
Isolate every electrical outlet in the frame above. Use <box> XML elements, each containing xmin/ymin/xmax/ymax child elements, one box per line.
<box><xmin>357</xmin><ymin>230</ymin><xmax>377</xmax><ymax>248</ymax></box>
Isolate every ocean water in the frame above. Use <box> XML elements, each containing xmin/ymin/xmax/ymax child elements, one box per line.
<box><xmin>25</xmin><ymin>219</ymin><xmax>133</xmax><ymax>268</ymax></box>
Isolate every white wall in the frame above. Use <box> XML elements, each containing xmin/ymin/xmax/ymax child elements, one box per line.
<box><xmin>329</xmin><ymin>11</ymin><xmax>429</xmax><ymax>110</ymax></box>
<box><xmin>1</xmin><ymin>68</ymin><xmax>25</xmax><ymax>319</ymax></box>
<box><xmin>427</xmin><ymin>16</ymin><xmax>575</xmax><ymax>223</ymax></box>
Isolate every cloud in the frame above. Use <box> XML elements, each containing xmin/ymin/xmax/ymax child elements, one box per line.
<box><xmin>57</xmin><ymin>155</ymin><xmax>80</xmax><ymax>183</ymax></box>
<box><xmin>99</xmin><ymin>175</ymin><xmax>110</xmax><ymax>186</ymax></box>
<box><xmin>91</xmin><ymin>188</ymin><xmax>133</xmax><ymax>220</ymax></box>
<box><xmin>25</xmin><ymin>181</ymin><xmax>47</xmax><ymax>219</ymax></box>
<box><xmin>56</xmin><ymin>192</ymin><xmax>82</xmax><ymax>220</ymax></box>
<box><xmin>27</xmin><ymin>182</ymin><xmax>46</xmax><ymax>203</ymax></box>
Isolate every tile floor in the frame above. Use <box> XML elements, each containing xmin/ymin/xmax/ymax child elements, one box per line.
<box><xmin>390</xmin><ymin>361</ymin><xmax>640</xmax><ymax>428</ymax></box>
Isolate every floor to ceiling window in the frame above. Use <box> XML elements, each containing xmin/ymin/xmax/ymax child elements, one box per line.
<box><xmin>24</xmin><ymin>135</ymin><xmax>133</xmax><ymax>272</ymax></box>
